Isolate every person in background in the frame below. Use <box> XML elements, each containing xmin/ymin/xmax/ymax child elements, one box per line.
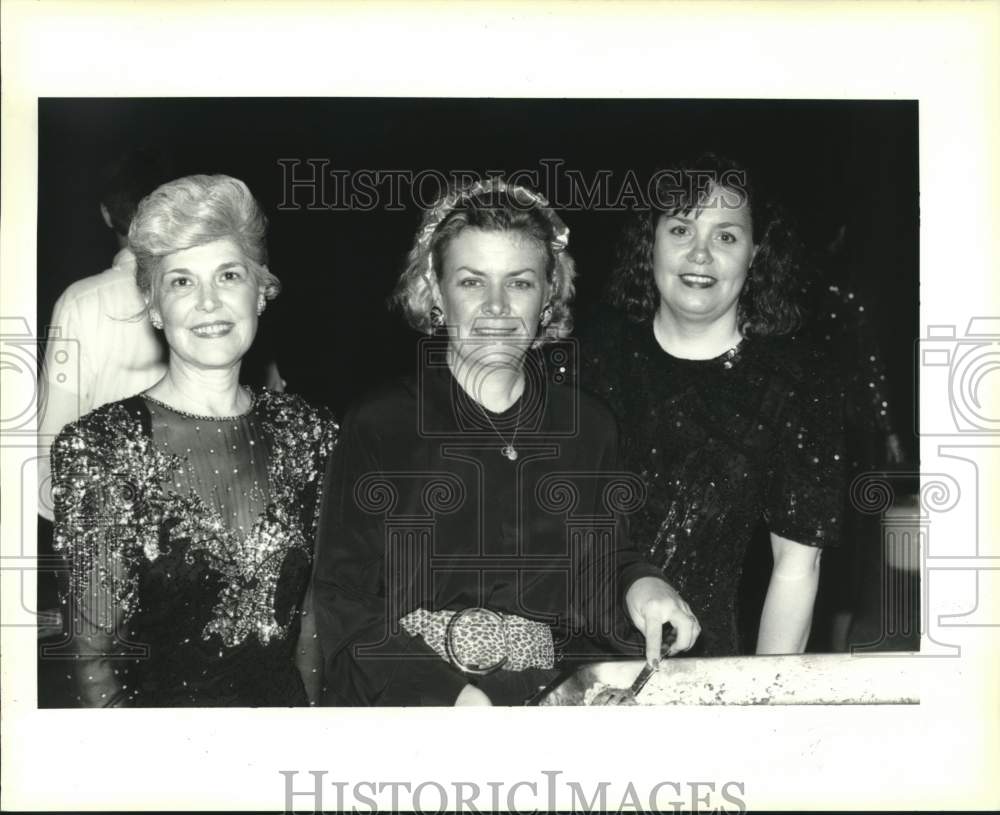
<box><xmin>37</xmin><ymin>149</ymin><xmax>171</xmax><ymax>521</ymax></box>
<box><xmin>798</xmin><ymin>224</ymin><xmax>909</xmax><ymax>651</ymax></box>
<box><xmin>800</xmin><ymin>223</ymin><xmax>906</xmax><ymax>469</ymax></box>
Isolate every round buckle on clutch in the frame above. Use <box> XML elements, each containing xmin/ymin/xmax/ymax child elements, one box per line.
<box><xmin>444</xmin><ymin>607</ymin><xmax>507</xmax><ymax>675</ymax></box>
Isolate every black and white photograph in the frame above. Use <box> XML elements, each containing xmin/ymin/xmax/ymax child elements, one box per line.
<box><xmin>32</xmin><ymin>97</ymin><xmax>920</xmax><ymax>711</ymax></box>
<box><xmin>2</xmin><ymin>2</ymin><xmax>998</xmax><ymax>812</ymax></box>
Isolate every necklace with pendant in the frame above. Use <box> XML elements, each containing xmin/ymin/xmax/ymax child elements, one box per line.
<box><xmin>477</xmin><ymin>396</ymin><xmax>523</xmax><ymax>461</ymax></box>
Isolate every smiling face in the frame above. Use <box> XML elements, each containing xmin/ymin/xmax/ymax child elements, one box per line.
<box><xmin>150</xmin><ymin>237</ymin><xmax>263</xmax><ymax>373</ymax></box>
<box><xmin>652</xmin><ymin>184</ymin><xmax>757</xmax><ymax>327</ymax></box>
<box><xmin>434</xmin><ymin>227</ymin><xmax>550</xmax><ymax>376</ymax></box>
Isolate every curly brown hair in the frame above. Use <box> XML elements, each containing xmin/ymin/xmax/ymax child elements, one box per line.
<box><xmin>608</xmin><ymin>154</ymin><xmax>802</xmax><ymax>337</ymax></box>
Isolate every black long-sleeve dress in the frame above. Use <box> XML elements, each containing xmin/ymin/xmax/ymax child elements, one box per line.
<box><xmin>49</xmin><ymin>389</ymin><xmax>337</xmax><ymax>706</ymax></box>
<box><xmin>312</xmin><ymin>344</ymin><xmax>663</xmax><ymax>706</ymax></box>
<box><xmin>578</xmin><ymin>307</ymin><xmax>845</xmax><ymax>656</ymax></box>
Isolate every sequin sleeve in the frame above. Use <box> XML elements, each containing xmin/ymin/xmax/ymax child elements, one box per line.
<box><xmin>844</xmin><ymin>285</ymin><xmax>897</xmax><ymax>438</ymax></box>
<box><xmin>50</xmin><ymin>408</ymin><xmax>145</xmax><ymax>707</ymax></box>
<box><xmin>297</xmin><ymin>402</ymin><xmax>340</xmax><ymax>544</ymax></box>
<box><xmin>817</xmin><ymin>283</ymin><xmax>897</xmax><ymax>439</ymax></box>
<box><xmin>293</xmin><ymin>402</ymin><xmax>339</xmax><ymax>705</ymax></box>
<box><xmin>764</xmin><ymin>346</ymin><xmax>846</xmax><ymax>548</ymax></box>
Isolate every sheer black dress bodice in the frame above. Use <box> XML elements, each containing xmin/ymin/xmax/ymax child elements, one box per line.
<box><xmin>50</xmin><ymin>389</ymin><xmax>337</xmax><ymax>706</ymax></box>
<box><xmin>578</xmin><ymin>307</ymin><xmax>845</xmax><ymax>656</ymax></box>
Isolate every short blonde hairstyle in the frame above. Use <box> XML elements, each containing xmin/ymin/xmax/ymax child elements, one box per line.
<box><xmin>391</xmin><ymin>179</ymin><xmax>577</xmax><ymax>346</ymax></box>
<box><xmin>128</xmin><ymin>174</ymin><xmax>280</xmax><ymax>307</ymax></box>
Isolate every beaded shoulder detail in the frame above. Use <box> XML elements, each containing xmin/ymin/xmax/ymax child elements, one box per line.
<box><xmin>140</xmin><ymin>387</ymin><xmax>256</xmax><ymax>421</ymax></box>
<box><xmin>51</xmin><ymin>391</ymin><xmax>339</xmax><ymax>648</ymax></box>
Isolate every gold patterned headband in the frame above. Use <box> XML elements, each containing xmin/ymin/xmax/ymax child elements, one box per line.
<box><xmin>417</xmin><ymin>177</ymin><xmax>570</xmax><ymax>277</ymax></box>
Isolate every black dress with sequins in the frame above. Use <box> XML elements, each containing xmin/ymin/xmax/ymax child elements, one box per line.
<box><xmin>577</xmin><ymin>306</ymin><xmax>846</xmax><ymax>656</ymax></box>
<box><xmin>798</xmin><ymin>279</ymin><xmax>899</xmax><ymax>470</ymax></box>
<box><xmin>50</xmin><ymin>389</ymin><xmax>338</xmax><ymax>707</ymax></box>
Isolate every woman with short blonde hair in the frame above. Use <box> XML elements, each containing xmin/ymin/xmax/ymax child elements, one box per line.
<box><xmin>314</xmin><ymin>178</ymin><xmax>698</xmax><ymax>707</ymax></box>
<box><xmin>52</xmin><ymin>174</ymin><xmax>337</xmax><ymax>707</ymax></box>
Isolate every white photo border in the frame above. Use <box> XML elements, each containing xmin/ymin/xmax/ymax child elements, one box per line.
<box><xmin>2</xmin><ymin>0</ymin><xmax>998</xmax><ymax>811</ymax></box>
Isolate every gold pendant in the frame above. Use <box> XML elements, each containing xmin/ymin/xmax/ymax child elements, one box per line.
<box><xmin>502</xmin><ymin>445</ymin><xmax>518</xmax><ymax>461</ymax></box>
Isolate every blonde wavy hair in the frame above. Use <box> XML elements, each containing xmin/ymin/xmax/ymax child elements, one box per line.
<box><xmin>391</xmin><ymin>178</ymin><xmax>577</xmax><ymax>347</ymax></box>
<box><xmin>128</xmin><ymin>174</ymin><xmax>281</xmax><ymax>309</ymax></box>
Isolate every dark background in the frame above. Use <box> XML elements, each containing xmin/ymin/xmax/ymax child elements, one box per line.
<box><xmin>37</xmin><ymin>98</ymin><xmax>919</xmax><ymax>437</ymax></box>
<box><xmin>35</xmin><ymin>100</ymin><xmax>919</xmax><ymax>689</ymax></box>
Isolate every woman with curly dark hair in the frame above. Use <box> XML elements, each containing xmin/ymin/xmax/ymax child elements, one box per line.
<box><xmin>578</xmin><ymin>154</ymin><xmax>845</xmax><ymax>657</ymax></box>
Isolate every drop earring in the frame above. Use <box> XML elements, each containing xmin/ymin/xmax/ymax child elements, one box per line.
<box><xmin>149</xmin><ymin>310</ymin><xmax>163</xmax><ymax>330</ymax></box>
<box><xmin>430</xmin><ymin>305</ymin><xmax>445</xmax><ymax>329</ymax></box>
<box><xmin>257</xmin><ymin>294</ymin><xmax>266</xmax><ymax>316</ymax></box>
<box><xmin>540</xmin><ymin>304</ymin><xmax>553</xmax><ymax>327</ymax></box>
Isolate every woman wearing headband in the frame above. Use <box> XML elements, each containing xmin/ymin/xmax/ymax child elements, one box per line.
<box><xmin>580</xmin><ymin>154</ymin><xmax>845</xmax><ymax>657</ymax></box>
<box><xmin>312</xmin><ymin>178</ymin><xmax>698</xmax><ymax>706</ymax></box>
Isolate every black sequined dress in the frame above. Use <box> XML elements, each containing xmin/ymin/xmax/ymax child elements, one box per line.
<box><xmin>798</xmin><ymin>279</ymin><xmax>898</xmax><ymax>471</ymax></box>
<box><xmin>578</xmin><ymin>307</ymin><xmax>845</xmax><ymax>656</ymax></box>
<box><xmin>50</xmin><ymin>389</ymin><xmax>337</xmax><ymax>707</ymax></box>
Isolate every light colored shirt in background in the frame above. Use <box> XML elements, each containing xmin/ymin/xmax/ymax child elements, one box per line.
<box><xmin>37</xmin><ymin>248</ymin><xmax>166</xmax><ymax>519</ymax></box>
